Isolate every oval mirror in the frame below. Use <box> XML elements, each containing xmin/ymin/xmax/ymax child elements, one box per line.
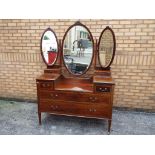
<box><xmin>98</xmin><ymin>26</ymin><xmax>116</xmax><ymax>68</ymax></box>
<box><xmin>41</xmin><ymin>28</ymin><xmax>58</xmax><ymax>66</ymax></box>
<box><xmin>62</xmin><ymin>22</ymin><xmax>94</xmax><ymax>75</ymax></box>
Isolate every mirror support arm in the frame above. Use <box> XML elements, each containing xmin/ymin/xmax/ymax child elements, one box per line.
<box><xmin>94</xmin><ymin>39</ymin><xmax>98</xmax><ymax>69</ymax></box>
<box><xmin>59</xmin><ymin>39</ymin><xmax>62</xmax><ymax>67</ymax></box>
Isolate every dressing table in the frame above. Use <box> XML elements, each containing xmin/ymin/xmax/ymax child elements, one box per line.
<box><xmin>36</xmin><ymin>21</ymin><xmax>116</xmax><ymax>133</ymax></box>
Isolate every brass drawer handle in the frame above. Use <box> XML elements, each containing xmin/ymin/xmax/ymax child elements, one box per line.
<box><xmin>89</xmin><ymin>109</ymin><xmax>97</xmax><ymax>112</ymax></box>
<box><xmin>90</xmin><ymin>97</ymin><xmax>97</xmax><ymax>102</ymax></box>
<box><xmin>42</xmin><ymin>84</ymin><xmax>46</xmax><ymax>87</ymax></box>
<box><xmin>42</xmin><ymin>83</ymin><xmax>50</xmax><ymax>87</ymax></box>
<box><xmin>99</xmin><ymin>87</ymin><xmax>108</xmax><ymax>92</ymax></box>
<box><xmin>50</xmin><ymin>94</ymin><xmax>58</xmax><ymax>98</ymax></box>
<box><xmin>51</xmin><ymin>105</ymin><xmax>58</xmax><ymax>110</ymax></box>
<box><xmin>89</xmin><ymin>97</ymin><xmax>93</xmax><ymax>100</ymax></box>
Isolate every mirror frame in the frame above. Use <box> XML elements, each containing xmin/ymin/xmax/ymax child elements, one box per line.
<box><xmin>40</xmin><ymin>27</ymin><xmax>59</xmax><ymax>66</ymax></box>
<box><xmin>62</xmin><ymin>21</ymin><xmax>94</xmax><ymax>76</ymax></box>
<box><xmin>98</xmin><ymin>26</ymin><xmax>116</xmax><ymax>69</ymax></box>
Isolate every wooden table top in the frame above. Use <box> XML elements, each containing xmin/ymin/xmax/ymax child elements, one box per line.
<box><xmin>36</xmin><ymin>73</ymin><xmax>60</xmax><ymax>81</ymax></box>
<box><xmin>55</xmin><ymin>77</ymin><xmax>93</xmax><ymax>92</ymax></box>
<box><xmin>93</xmin><ymin>75</ymin><xmax>115</xmax><ymax>84</ymax></box>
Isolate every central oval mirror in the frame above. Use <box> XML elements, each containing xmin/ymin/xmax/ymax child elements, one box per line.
<box><xmin>62</xmin><ymin>22</ymin><xmax>94</xmax><ymax>75</ymax></box>
<box><xmin>98</xmin><ymin>26</ymin><xmax>116</xmax><ymax>68</ymax></box>
<box><xmin>41</xmin><ymin>28</ymin><xmax>58</xmax><ymax>66</ymax></box>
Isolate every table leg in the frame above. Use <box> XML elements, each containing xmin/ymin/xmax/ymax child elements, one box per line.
<box><xmin>108</xmin><ymin>120</ymin><xmax>112</xmax><ymax>134</ymax></box>
<box><xmin>38</xmin><ymin>112</ymin><xmax>41</xmax><ymax>125</ymax></box>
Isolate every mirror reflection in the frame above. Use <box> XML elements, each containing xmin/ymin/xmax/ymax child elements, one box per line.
<box><xmin>41</xmin><ymin>30</ymin><xmax>58</xmax><ymax>65</ymax></box>
<box><xmin>99</xmin><ymin>29</ymin><xmax>114</xmax><ymax>67</ymax></box>
<box><xmin>63</xmin><ymin>26</ymin><xmax>93</xmax><ymax>75</ymax></box>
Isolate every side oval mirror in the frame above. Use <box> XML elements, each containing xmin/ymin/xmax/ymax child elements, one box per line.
<box><xmin>98</xmin><ymin>26</ymin><xmax>116</xmax><ymax>68</ymax></box>
<box><xmin>40</xmin><ymin>28</ymin><xmax>58</xmax><ymax>66</ymax></box>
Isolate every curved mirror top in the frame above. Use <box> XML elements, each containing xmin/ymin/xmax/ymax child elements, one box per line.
<box><xmin>99</xmin><ymin>27</ymin><xmax>115</xmax><ymax>68</ymax></box>
<box><xmin>63</xmin><ymin>25</ymin><xmax>93</xmax><ymax>75</ymax></box>
<box><xmin>41</xmin><ymin>29</ymin><xmax>58</xmax><ymax>66</ymax></box>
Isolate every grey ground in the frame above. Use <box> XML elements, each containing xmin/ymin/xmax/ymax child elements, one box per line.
<box><xmin>0</xmin><ymin>100</ymin><xmax>155</xmax><ymax>135</ymax></box>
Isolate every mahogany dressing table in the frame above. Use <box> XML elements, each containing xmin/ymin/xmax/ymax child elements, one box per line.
<box><xmin>36</xmin><ymin>21</ymin><xmax>116</xmax><ymax>133</ymax></box>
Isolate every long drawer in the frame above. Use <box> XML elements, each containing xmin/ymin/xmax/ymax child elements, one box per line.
<box><xmin>39</xmin><ymin>91</ymin><xmax>111</xmax><ymax>104</ymax></box>
<box><xmin>39</xmin><ymin>100</ymin><xmax>112</xmax><ymax>119</ymax></box>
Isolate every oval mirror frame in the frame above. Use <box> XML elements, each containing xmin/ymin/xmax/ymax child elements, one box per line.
<box><xmin>62</xmin><ymin>21</ymin><xmax>94</xmax><ymax>76</ymax></box>
<box><xmin>40</xmin><ymin>28</ymin><xmax>58</xmax><ymax>66</ymax></box>
<box><xmin>98</xmin><ymin>26</ymin><xmax>116</xmax><ymax>69</ymax></box>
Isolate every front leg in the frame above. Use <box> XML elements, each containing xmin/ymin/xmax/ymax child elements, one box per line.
<box><xmin>38</xmin><ymin>112</ymin><xmax>41</xmax><ymax>125</ymax></box>
<box><xmin>108</xmin><ymin>119</ymin><xmax>112</xmax><ymax>134</ymax></box>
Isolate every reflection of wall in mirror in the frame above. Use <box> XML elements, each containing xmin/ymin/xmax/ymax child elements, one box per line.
<box><xmin>99</xmin><ymin>53</ymin><xmax>106</xmax><ymax>66</ymax></box>
<box><xmin>100</xmin><ymin>47</ymin><xmax>113</xmax><ymax>66</ymax></box>
<box><xmin>100</xmin><ymin>30</ymin><xmax>113</xmax><ymax>66</ymax></box>
<box><xmin>64</xmin><ymin>26</ymin><xmax>90</xmax><ymax>56</ymax></box>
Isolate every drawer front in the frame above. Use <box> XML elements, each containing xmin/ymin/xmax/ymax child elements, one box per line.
<box><xmin>39</xmin><ymin>100</ymin><xmax>112</xmax><ymax>119</ymax></box>
<box><xmin>39</xmin><ymin>100</ymin><xmax>74</xmax><ymax>114</ymax></box>
<box><xmin>39</xmin><ymin>91</ymin><xmax>111</xmax><ymax>104</ymax></box>
<box><xmin>74</xmin><ymin>103</ymin><xmax>112</xmax><ymax>118</ymax></box>
<box><xmin>95</xmin><ymin>85</ymin><xmax>111</xmax><ymax>93</ymax></box>
<box><xmin>37</xmin><ymin>82</ymin><xmax>53</xmax><ymax>90</ymax></box>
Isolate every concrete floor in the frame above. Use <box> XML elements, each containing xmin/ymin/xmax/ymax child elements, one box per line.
<box><xmin>0</xmin><ymin>99</ymin><xmax>155</xmax><ymax>135</ymax></box>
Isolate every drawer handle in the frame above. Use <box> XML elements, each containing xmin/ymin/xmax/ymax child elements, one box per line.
<box><xmin>42</xmin><ymin>84</ymin><xmax>46</xmax><ymax>87</ymax></box>
<box><xmin>50</xmin><ymin>94</ymin><xmax>58</xmax><ymax>98</ymax></box>
<box><xmin>89</xmin><ymin>109</ymin><xmax>97</xmax><ymax>112</ymax></box>
<box><xmin>51</xmin><ymin>105</ymin><xmax>58</xmax><ymax>110</ymax></box>
<box><xmin>90</xmin><ymin>97</ymin><xmax>97</xmax><ymax>102</ymax></box>
<box><xmin>89</xmin><ymin>97</ymin><xmax>97</xmax><ymax>101</ymax></box>
<box><xmin>42</xmin><ymin>83</ymin><xmax>50</xmax><ymax>87</ymax></box>
<box><xmin>99</xmin><ymin>87</ymin><xmax>108</xmax><ymax>92</ymax></box>
<box><xmin>89</xmin><ymin>97</ymin><xmax>93</xmax><ymax>100</ymax></box>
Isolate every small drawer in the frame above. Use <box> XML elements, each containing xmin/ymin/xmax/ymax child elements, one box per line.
<box><xmin>37</xmin><ymin>82</ymin><xmax>53</xmax><ymax>90</ymax></box>
<box><xmin>96</xmin><ymin>85</ymin><xmax>111</xmax><ymax>93</ymax></box>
